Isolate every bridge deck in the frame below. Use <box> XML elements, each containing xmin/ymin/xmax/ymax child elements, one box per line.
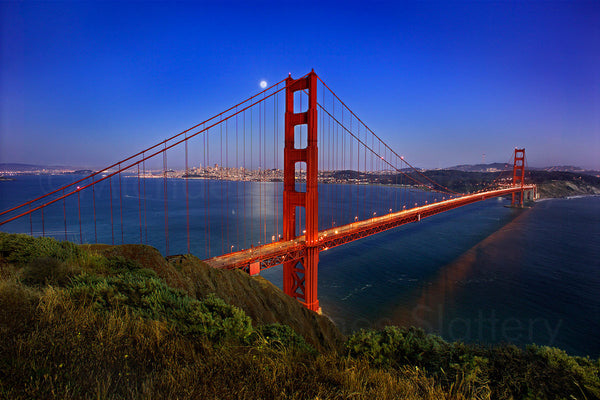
<box><xmin>203</xmin><ymin>185</ymin><xmax>534</xmax><ymax>272</ymax></box>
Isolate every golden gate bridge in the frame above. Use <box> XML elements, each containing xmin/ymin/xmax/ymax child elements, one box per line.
<box><xmin>0</xmin><ymin>71</ymin><xmax>535</xmax><ymax>312</ymax></box>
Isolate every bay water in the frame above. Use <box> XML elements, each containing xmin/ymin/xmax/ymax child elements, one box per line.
<box><xmin>1</xmin><ymin>175</ymin><xmax>598</xmax><ymax>357</ymax></box>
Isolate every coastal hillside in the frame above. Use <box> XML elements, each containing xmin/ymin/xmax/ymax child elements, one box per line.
<box><xmin>1</xmin><ymin>232</ymin><xmax>599</xmax><ymax>399</ymax></box>
<box><xmin>81</xmin><ymin>243</ymin><xmax>343</xmax><ymax>351</ymax></box>
<box><xmin>329</xmin><ymin>169</ymin><xmax>600</xmax><ymax>198</ymax></box>
<box><xmin>535</xmin><ymin>179</ymin><xmax>600</xmax><ymax>198</ymax></box>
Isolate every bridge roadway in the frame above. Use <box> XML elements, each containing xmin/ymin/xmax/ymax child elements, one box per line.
<box><xmin>203</xmin><ymin>185</ymin><xmax>535</xmax><ymax>273</ymax></box>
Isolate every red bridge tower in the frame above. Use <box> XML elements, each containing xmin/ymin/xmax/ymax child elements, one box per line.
<box><xmin>512</xmin><ymin>148</ymin><xmax>526</xmax><ymax>207</ymax></box>
<box><xmin>283</xmin><ymin>71</ymin><xmax>321</xmax><ymax>313</ymax></box>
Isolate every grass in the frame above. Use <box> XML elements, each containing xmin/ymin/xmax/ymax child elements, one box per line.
<box><xmin>0</xmin><ymin>231</ymin><xmax>599</xmax><ymax>399</ymax></box>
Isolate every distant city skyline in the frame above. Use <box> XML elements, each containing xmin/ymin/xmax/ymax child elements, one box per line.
<box><xmin>1</xmin><ymin>1</ymin><xmax>598</xmax><ymax>170</ymax></box>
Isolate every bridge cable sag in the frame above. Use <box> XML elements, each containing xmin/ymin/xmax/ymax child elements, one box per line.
<box><xmin>316</xmin><ymin>76</ymin><xmax>460</xmax><ymax>195</ymax></box>
<box><xmin>0</xmin><ymin>75</ymin><xmax>308</xmax><ymax>228</ymax></box>
<box><xmin>316</xmin><ymin>102</ymin><xmax>451</xmax><ymax>193</ymax></box>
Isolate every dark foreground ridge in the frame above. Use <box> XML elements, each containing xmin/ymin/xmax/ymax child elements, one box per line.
<box><xmin>0</xmin><ymin>232</ymin><xmax>598</xmax><ymax>399</ymax></box>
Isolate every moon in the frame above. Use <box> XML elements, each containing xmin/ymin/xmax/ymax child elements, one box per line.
<box><xmin>259</xmin><ymin>80</ymin><xmax>267</xmax><ymax>88</ymax></box>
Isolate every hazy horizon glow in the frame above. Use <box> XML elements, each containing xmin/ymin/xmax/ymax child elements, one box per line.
<box><xmin>1</xmin><ymin>1</ymin><xmax>598</xmax><ymax>170</ymax></box>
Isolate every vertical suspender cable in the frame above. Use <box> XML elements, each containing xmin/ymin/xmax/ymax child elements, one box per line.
<box><xmin>394</xmin><ymin>153</ymin><xmax>398</xmax><ymax>211</ymax></box>
<box><xmin>264</xmin><ymin>93</ymin><xmax>267</xmax><ymax>245</ymax></box>
<box><xmin>137</xmin><ymin>163</ymin><xmax>142</xmax><ymax>244</ymax></box>
<box><xmin>119</xmin><ymin>163</ymin><xmax>124</xmax><ymax>244</ymax></box>
<box><xmin>339</xmin><ymin>98</ymin><xmax>344</xmax><ymax>224</ymax></box>
<box><xmin>338</xmin><ymin>110</ymin><xmax>342</xmax><ymax>224</ymax></box>
<box><xmin>274</xmin><ymin>89</ymin><xmax>278</xmax><ymax>240</ymax></box>
<box><xmin>29</xmin><ymin>204</ymin><xmax>33</xmax><ymax>236</ymax></box>
<box><xmin>236</xmin><ymin>107</ymin><xmax>240</xmax><ymax>250</ymax></box>
<box><xmin>356</xmin><ymin>120</ymin><xmax>360</xmax><ymax>220</ymax></box>
<box><xmin>363</xmin><ymin>125</ymin><xmax>367</xmax><ymax>218</ymax></box>
<box><xmin>250</xmin><ymin>108</ymin><xmax>253</xmax><ymax>247</ymax></box>
<box><xmin>327</xmin><ymin>90</ymin><xmax>332</xmax><ymax>228</ymax></box>
<box><xmin>220</xmin><ymin>120</ymin><xmax>224</xmax><ymax>255</ymax></box>
<box><xmin>263</xmin><ymin>93</ymin><xmax>267</xmax><ymax>245</ymax></box>
<box><xmin>63</xmin><ymin>189</ymin><xmax>67</xmax><ymax>241</ymax></box>
<box><xmin>185</xmin><ymin>134</ymin><xmax>190</xmax><ymax>254</ymax></box>
<box><xmin>330</xmin><ymin>90</ymin><xmax>335</xmax><ymax>226</ymax></box>
<box><xmin>204</xmin><ymin>125</ymin><xmax>210</xmax><ymax>258</ymax></box>
<box><xmin>378</xmin><ymin>139</ymin><xmax>382</xmax><ymax>213</ymax></box>
<box><xmin>259</xmin><ymin>99</ymin><xmax>262</xmax><ymax>247</ymax></box>
<box><xmin>143</xmin><ymin>153</ymin><xmax>148</xmax><ymax>244</ymax></box>
<box><xmin>92</xmin><ymin>175</ymin><xmax>97</xmax><ymax>243</ymax></box>
<box><xmin>163</xmin><ymin>143</ymin><xmax>169</xmax><ymax>256</ymax></box>
<box><xmin>402</xmin><ymin>157</ymin><xmax>405</xmax><ymax>210</ymax></box>
<box><xmin>273</xmin><ymin>91</ymin><xmax>277</xmax><ymax>241</ymax></box>
<box><xmin>226</xmin><ymin>119</ymin><xmax>230</xmax><ymax>253</ymax></box>
<box><xmin>243</xmin><ymin>111</ymin><xmax>246</xmax><ymax>249</ymax></box>
<box><xmin>109</xmin><ymin>178</ymin><xmax>114</xmax><ymax>245</ymax></box>
<box><xmin>207</xmin><ymin>125</ymin><xmax>211</xmax><ymax>257</ymax></box>
<box><xmin>77</xmin><ymin>190</ymin><xmax>82</xmax><ymax>244</ymax></box>
<box><xmin>370</xmin><ymin>133</ymin><xmax>374</xmax><ymax>217</ymax></box>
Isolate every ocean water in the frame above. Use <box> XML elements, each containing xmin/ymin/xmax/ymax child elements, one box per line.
<box><xmin>304</xmin><ymin>196</ymin><xmax>600</xmax><ymax>358</ymax></box>
<box><xmin>1</xmin><ymin>175</ymin><xmax>599</xmax><ymax>357</ymax></box>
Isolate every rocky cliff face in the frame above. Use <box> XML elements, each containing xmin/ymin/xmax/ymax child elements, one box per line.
<box><xmin>536</xmin><ymin>181</ymin><xmax>600</xmax><ymax>198</ymax></box>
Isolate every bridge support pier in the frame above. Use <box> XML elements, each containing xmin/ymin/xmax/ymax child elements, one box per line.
<box><xmin>282</xmin><ymin>71</ymin><xmax>320</xmax><ymax>313</ymax></box>
<box><xmin>283</xmin><ymin>247</ymin><xmax>320</xmax><ymax>312</ymax></box>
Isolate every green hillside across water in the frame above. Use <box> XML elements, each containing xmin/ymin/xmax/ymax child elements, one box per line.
<box><xmin>331</xmin><ymin>170</ymin><xmax>600</xmax><ymax>198</ymax></box>
<box><xmin>0</xmin><ymin>232</ymin><xmax>598</xmax><ymax>399</ymax></box>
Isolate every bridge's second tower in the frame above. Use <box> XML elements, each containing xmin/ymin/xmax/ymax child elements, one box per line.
<box><xmin>283</xmin><ymin>71</ymin><xmax>320</xmax><ymax>312</ymax></box>
<box><xmin>512</xmin><ymin>148</ymin><xmax>526</xmax><ymax>207</ymax></box>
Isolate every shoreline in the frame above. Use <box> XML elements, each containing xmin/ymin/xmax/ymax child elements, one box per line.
<box><xmin>5</xmin><ymin>173</ymin><xmax>600</xmax><ymax>201</ymax></box>
<box><xmin>537</xmin><ymin>193</ymin><xmax>600</xmax><ymax>202</ymax></box>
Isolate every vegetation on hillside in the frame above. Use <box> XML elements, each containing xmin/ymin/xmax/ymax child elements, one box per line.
<box><xmin>331</xmin><ymin>169</ymin><xmax>600</xmax><ymax>197</ymax></box>
<box><xmin>1</xmin><ymin>232</ymin><xmax>599</xmax><ymax>399</ymax></box>
<box><xmin>434</xmin><ymin>169</ymin><xmax>600</xmax><ymax>197</ymax></box>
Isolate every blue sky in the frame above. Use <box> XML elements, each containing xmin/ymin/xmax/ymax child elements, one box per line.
<box><xmin>1</xmin><ymin>1</ymin><xmax>598</xmax><ymax>169</ymax></box>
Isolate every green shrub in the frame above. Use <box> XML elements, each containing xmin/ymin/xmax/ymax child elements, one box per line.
<box><xmin>67</xmin><ymin>273</ymin><xmax>252</xmax><ymax>343</ymax></box>
<box><xmin>98</xmin><ymin>255</ymin><xmax>157</xmax><ymax>277</ymax></box>
<box><xmin>0</xmin><ymin>232</ymin><xmax>80</xmax><ymax>266</ymax></box>
<box><xmin>526</xmin><ymin>345</ymin><xmax>600</xmax><ymax>399</ymax></box>
<box><xmin>346</xmin><ymin>326</ymin><xmax>600</xmax><ymax>399</ymax></box>
<box><xmin>251</xmin><ymin>323</ymin><xmax>315</xmax><ymax>354</ymax></box>
<box><xmin>198</xmin><ymin>293</ymin><xmax>254</xmax><ymax>342</ymax></box>
<box><xmin>346</xmin><ymin>326</ymin><xmax>449</xmax><ymax>369</ymax></box>
<box><xmin>21</xmin><ymin>257</ymin><xmax>76</xmax><ymax>286</ymax></box>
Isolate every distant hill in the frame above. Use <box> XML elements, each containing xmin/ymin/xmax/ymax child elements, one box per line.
<box><xmin>445</xmin><ymin>163</ymin><xmax>510</xmax><ymax>172</ymax></box>
<box><xmin>357</xmin><ymin>168</ymin><xmax>600</xmax><ymax>197</ymax></box>
<box><xmin>444</xmin><ymin>163</ymin><xmax>599</xmax><ymax>176</ymax></box>
<box><xmin>541</xmin><ymin>165</ymin><xmax>599</xmax><ymax>174</ymax></box>
<box><xmin>0</xmin><ymin>163</ymin><xmax>73</xmax><ymax>171</ymax></box>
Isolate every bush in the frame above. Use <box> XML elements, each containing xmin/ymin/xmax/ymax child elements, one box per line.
<box><xmin>67</xmin><ymin>273</ymin><xmax>253</xmax><ymax>343</ymax></box>
<box><xmin>346</xmin><ymin>326</ymin><xmax>600</xmax><ymax>399</ymax></box>
<box><xmin>97</xmin><ymin>255</ymin><xmax>157</xmax><ymax>277</ymax></box>
<box><xmin>346</xmin><ymin>326</ymin><xmax>449</xmax><ymax>369</ymax></box>
<box><xmin>526</xmin><ymin>345</ymin><xmax>600</xmax><ymax>399</ymax></box>
<box><xmin>21</xmin><ymin>257</ymin><xmax>77</xmax><ymax>286</ymax></box>
<box><xmin>0</xmin><ymin>232</ymin><xmax>80</xmax><ymax>265</ymax></box>
<box><xmin>251</xmin><ymin>323</ymin><xmax>315</xmax><ymax>354</ymax></box>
